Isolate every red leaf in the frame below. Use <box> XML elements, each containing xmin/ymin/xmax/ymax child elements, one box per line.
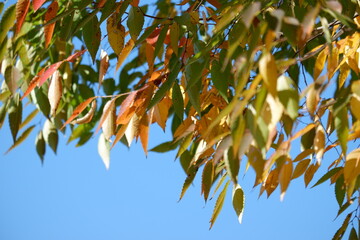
<box><xmin>66</xmin><ymin>49</ymin><xmax>87</xmax><ymax>62</ymax></box>
<box><xmin>21</xmin><ymin>68</ymin><xmax>45</xmax><ymax>100</ymax></box>
<box><xmin>16</xmin><ymin>0</ymin><xmax>30</xmax><ymax>34</ymax></box>
<box><xmin>38</xmin><ymin>61</ymin><xmax>63</xmax><ymax>86</ymax></box>
<box><xmin>61</xmin><ymin>97</ymin><xmax>97</xmax><ymax>129</ymax></box>
<box><xmin>146</xmin><ymin>27</ymin><xmax>161</xmax><ymax>46</ymax></box>
<box><xmin>130</xmin><ymin>0</ymin><xmax>139</xmax><ymax>7</ymax></box>
<box><xmin>33</xmin><ymin>0</ymin><xmax>46</xmax><ymax>11</ymax></box>
<box><xmin>44</xmin><ymin>0</ymin><xmax>59</xmax><ymax>48</ymax></box>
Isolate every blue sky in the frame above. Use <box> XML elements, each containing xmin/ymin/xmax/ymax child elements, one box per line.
<box><xmin>0</xmin><ymin>0</ymin><xmax>351</xmax><ymax>239</ymax></box>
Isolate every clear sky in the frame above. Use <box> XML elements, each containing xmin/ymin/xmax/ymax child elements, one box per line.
<box><xmin>0</xmin><ymin>1</ymin><xmax>350</xmax><ymax>239</ymax></box>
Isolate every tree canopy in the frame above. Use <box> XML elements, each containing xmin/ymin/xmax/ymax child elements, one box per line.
<box><xmin>0</xmin><ymin>0</ymin><xmax>360</xmax><ymax>238</ymax></box>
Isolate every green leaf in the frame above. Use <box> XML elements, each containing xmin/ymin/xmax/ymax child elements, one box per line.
<box><xmin>20</xmin><ymin>109</ymin><xmax>39</xmax><ymax>129</ymax></box>
<box><xmin>277</xmin><ymin>76</ymin><xmax>298</xmax><ymax>120</ymax></box>
<box><xmin>335</xmin><ymin>175</ymin><xmax>346</xmax><ymax>207</ymax></box>
<box><xmin>232</xmin><ymin>184</ymin><xmax>245</xmax><ymax>224</ymax></box>
<box><xmin>99</xmin><ymin>0</ymin><xmax>116</xmax><ymax>23</ymax></box>
<box><xmin>127</xmin><ymin>6</ymin><xmax>144</xmax><ymax>41</ymax></box>
<box><xmin>211</xmin><ymin>60</ymin><xmax>228</xmax><ymax>101</ymax></box>
<box><xmin>154</xmin><ymin>24</ymin><xmax>169</xmax><ymax>59</ymax></box>
<box><xmin>8</xmin><ymin>94</ymin><xmax>22</xmax><ymax>142</ymax></box>
<box><xmin>149</xmin><ymin>141</ymin><xmax>178</xmax><ymax>153</ymax></box>
<box><xmin>43</xmin><ymin>120</ymin><xmax>58</xmax><ymax>154</ymax></box>
<box><xmin>83</xmin><ymin>14</ymin><xmax>101</xmax><ymax>63</ymax></box>
<box><xmin>67</xmin><ymin>124</ymin><xmax>92</xmax><ymax>144</ymax></box>
<box><xmin>179</xmin><ymin>155</ymin><xmax>198</xmax><ymax>200</ymax></box>
<box><xmin>336</xmin><ymin>200</ymin><xmax>354</xmax><ymax>219</ymax></box>
<box><xmin>202</xmin><ymin>160</ymin><xmax>214</xmax><ymax>202</ymax></box>
<box><xmin>0</xmin><ymin>101</ymin><xmax>7</xmax><ymax>129</ymax></box>
<box><xmin>312</xmin><ymin>167</ymin><xmax>342</xmax><ymax>188</ymax></box>
<box><xmin>5</xmin><ymin>125</ymin><xmax>35</xmax><ymax>154</ymax></box>
<box><xmin>0</xmin><ymin>36</ymin><xmax>8</xmax><ymax>63</ymax></box>
<box><xmin>209</xmin><ymin>180</ymin><xmax>230</xmax><ymax>229</ymax></box>
<box><xmin>32</xmin><ymin>88</ymin><xmax>51</xmax><ymax>117</ymax></box>
<box><xmin>170</xmin><ymin>22</ymin><xmax>179</xmax><ymax>55</ymax></box>
<box><xmin>348</xmin><ymin>227</ymin><xmax>358</xmax><ymax>240</ymax></box>
<box><xmin>35</xmin><ymin>131</ymin><xmax>46</xmax><ymax>162</ymax></box>
<box><xmin>224</xmin><ymin>146</ymin><xmax>240</xmax><ymax>184</ymax></box>
<box><xmin>172</xmin><ymin>82</ymin><xmax>184</xmax><ymax>121</ymax></box>
<box><xmin>0</xmin><ymin>4</ymin><xmax>16</xmax><ymax>44</ymax></box>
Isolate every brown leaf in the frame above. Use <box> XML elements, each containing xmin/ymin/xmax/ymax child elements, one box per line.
<box><xmin>304</xmin><ymin>163</ymin><xmax>320</xmax><ymax>187</ymax></box>
<box><xmin>139</xmin><ymin>114</ymin><xmax>150</xmax><ymax>155</ymax></box>
<box><xmin>116</xmin><ymin>38</ymin><xmax>135</xmax><ymax>71</ymax></box>
<box><xmin>292</xmin><ymin>159</ymin><xmax>311</xmax><ymax>179</ymax></box>
<box><xmin>98</xmin><ymin>50</ymin><xmax>109</xmax><ymax>90</ymax></box>
<box><xmin>116</xmin><ymin>91</ymin><xmax>137</xmax><ymax>125</ymax></box>
<box><xmin>279</xmin><ymin>158</ymin><xmax>293</xmax><ymax>201</ymax></box>
<box><xmin>44</xmin><ymin>0</ymin><xmax>59</xmax><ymax>48</ymax></box>
<box><xmin>71</xmin><ymin>100</ymin><xmax>97</xmax><ymax>124</ymax></box>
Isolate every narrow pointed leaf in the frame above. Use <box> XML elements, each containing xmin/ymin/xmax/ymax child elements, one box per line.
<box><xmin>5</xmin><ymin>125</ymin><xmax>35</xmax><ymax>154</ymax></box>
<box><xmin>209</xmin><ymin>180</ymin><xmax>230</xmax><ymax>229</ymax></box>
<box><xmin>44</xmin><ymin>0</ymin><xmax>59</xmax><ymax>48</ymax></box>
<box><xmin>98</xmin><ymin>133</ymin><xmax>111</xmax><ymax>169</ymax></box>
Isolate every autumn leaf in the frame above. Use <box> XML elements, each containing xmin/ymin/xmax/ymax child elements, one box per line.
<box><xmin>15</xmin><ymin>0</ymin><xmax>30</xmax><ymax>35</ymax></box>
<box><xmin>98</xmin><ymin>50</ymin><xmax>109</xmax><ymax>89</ymax></box>
<box><xmin>116</xmin><ymin>38</ymin><xmax>135</xmax><ymax>71</ymax></box>
<box><xmin>33</xmin><ymin>0</ymin><xmax>46</xmax><ymax>11</ymax></box>
<box><xmin>48</xmin><ymin>70</ymin><xmax>62</xmax><ymax>117</ymax></box>
<box><xmin>44</xmin><ymin>0</ymin><xmax>59</xmax><ymax>48</ymax></box>
<box><xmin>62</xmin><ymin>97</ymin><xmax>97</xmax><ymax>129</ymax></box>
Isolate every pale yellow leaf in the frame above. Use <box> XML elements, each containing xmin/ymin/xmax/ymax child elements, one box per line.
<box><xmin>48</xmin><ymin>70</ymin><xmax>62</xmax><ymax>117</ymax></box>
<box><xmin>314</xmin><ymin>125</ymin><xmax>325</xmax><ymax>163</ymax></box>
<box><xmin>259</xmin><ymin>52</ymin><xmax>278</xmax><ymax>96</ymax></box>
<box><xmin>98</xmin><ymin>133</ymin><xmax>110</xmax><ymax>170</ymax></box>
<box><xmin>98</xmin><ymin>50</ymin><xmax>109</xmax><ymax>90</ymax></box>
<box><xmin>101</xmin><ymin>100</ymin><xmax>116</xmax><ymax>140</ymax></box>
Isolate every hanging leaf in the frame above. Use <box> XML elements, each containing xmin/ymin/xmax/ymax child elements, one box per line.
<box><xmin>172</xmin><ymin>82</ymin><xmax>184</xmax><ymax>120</ymax></box>
<box><xmin>44</xmin><ymin>0</ymin><xmax>59</xmax><ymax>48</ymax></box>
<box><xmin>8</xmin><ymin>94</ymin><xmax>22</xmax><ymax>142</ymax></box>
<box><xmin>279</xmin><ymin>158</ymin><xmax>293</xmax><ymax>201</ymax></box>
<box><xmin>106</xmin><ymin>13</ymin><xmax>125</xmax><ymax>55</ymax></box>
<box><xmin>100</xmin><ymin>99</ymin><xmax>116</xmax><ymax>140</ymax></box>
<box><xmin>43</xmin><ymin>120</ymin><xmax>58</xmax><ymax>154</ymax></box>
<box><xmin>292</xmin><ymin>159</ymin><xmax>311</xmax><ymax>179</ymax></box>
<box><xmin>98</xmin><ymin>132</ymin><xmax>111</xmax><ymax>169</ymax></box>
<box><xmin>127</xmin><ymin>6</ymin><xmax>144</xmax><ymax>41</ymax></box>
<box><xmin>209</xmin><ymin>180</ymin><xmax>230</xmax><ymax>229</ymax></box>
<box><xmin>83</xmin><ymin>15</ymin><xmax>101</xmax><ymax>63</ymax></box>
<box><xmin>314</xmin><ymin>125</ymin><xmax>325</xmax><ymax>163</ymax></box>
<box><xmin>259</xmin><ymin>52</ymin><xmax>278</xmax><ymax>96</ymax></box>
<box><xmin>304</xmin><ymin>163</ymin><xmax>320</xmax><ymax>187</ymax></box>
<box><xmin>20</xmin><ymin>108</ymin><xmax>39</xmax><ymax>129</ymax></box>
<box><xmin>71</xmin><ymin>98</ymin><xmax>97</xmax><ymax>124</ymax></box>
<box><xmin>5</xmin><ymin>65</ymin><xmax>20</xmax><ymax>95</ymax></box>
<box><xmin>5</xmin><ymin>125</ymin><xmax>35</xmax><ymax>154</ymax></box>
<box><xmin>201</xmin><ymin>159</ymin><xmax>214</xmax><ymax>202</ymax></box>
<box><xmin>139</xmin><ymin>114</ymin><xmax>150</xmax><ymax>154</ymax></box>
<box><xmin>15</xmin><ymin>0</ymin><xmax>30</xmax><ymax>35</ymax></box>
<box><xmin>48</xmin><ymin>70</ymin><xmax>62</xmax><ymax>117</ymax></box>
<box><xmin>232</xmin><ymin>184</ymin><xmax>245</xmax><ymax>224</ymax></box>
<box><xmin>116</xmin><ymin>38</ymin><xmax>135</xmax><ymax>71</ymax></box>
<box><xmin>311</xmin><ymin>167</ymin><xmax>342</xmax><ymax>188</ymax></box>
<box><xmin>98</xmin><ymin>50</ymin><xmax>109</xmax><ymax>89</ymax></box>
<box><xmin>35</xmin><ymin>131</ymin><xmax>46</xmax><ymax>162</ymax></box>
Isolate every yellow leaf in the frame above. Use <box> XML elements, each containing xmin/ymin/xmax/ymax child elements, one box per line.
<box><xmin>125</xmin><ymin>113</ymin><xmax>140</xmax><ymax>146</ymax></box>
<box><xmin>328</xmin><ymin>46</ymin><xmax>339</xmax><ymax>79</ymax></box>
<box><xmin>98</xmin><ymin>133</ymin><xmax>110</xmax><ymax>170</ymax></box>
<box><xmin>350</xmin><ymin>95</ymin><xmax>360</xmax><ymax>120</ymax></box>
<box><xmin>107</xmin><ymin>13</ymin><xmax>125</xmax><ymax>55</ymax></box>
<box><xmin>116</xmin><ymin>38</ymin><xmax>135</xmax><ymax>71</ymax></box>
<box><xmin>304</xmin><ymin>163</ymin><xmax>319</xmax><ymax>187</ymax></box>
<box><xmin>153</xmin><ymin>97</ymin><xmax>171</xmax><ymax>131</ymax></box>
<box><xmin>290</xmin><ymin>124</ymin><xmax>316</xmax><ymax>141</ymax></box>
<box><xmin>314</xmin><ymin>48</ymin><xmax>327</xmax><ymax>80</ymax></box>
<box><xmin>306</xmin><ymin>84</ymin><xmax>319</xmax><ymax>116</ymax></box>
<box><xmin>259</xmin><ymin>52</ymin><xmax>278</xmax><ymax>96</ymax></box>
<box><xmin>338</xmin><ymin>63</ymin><xmax>350</xmax><ymax>88</ymax></box>
<box><xmin>279</xmin><ymin>158</ymin><xmax>293</xmax><ymax>201</ymax></box>
<box><xmin>265</xmin><ymin>168</ymin><xmax>279</xmax><ymax>197</ymax></box>
<box><xmin>139</xmin><ymin>114</ymin><xmax>150</xmax><ymax>155</ymax></box>
<box><xmin>344</xmin><ymin>149</ymin><xmax>360</xmax><ymax>186</ymax></box>
<box><xmin>292</xmin><ymin>159</ymin><xmax>311</xmax><ymax>179</ymax></box>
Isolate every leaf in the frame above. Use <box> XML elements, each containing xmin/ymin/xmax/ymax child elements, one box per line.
<box><xmin>348</xmin><ymin>228</ymin><xmax>358</xmax><ymax>240</ymax></box>
<box><xmin>0</xmin><ymin>4</ymin><xmax>16</xmax><ymax>44</ymax></box>
<box><xmin>306</xmin><ymin>83</ymin><xmax>319</xmax><ymax>116</ymax></box>
<box><xmin>20</xmin><ymin>108</ymin><xmax>39</xmax><ymax>129</ymax></box>
<box><xmin>211</xmin><ymin>60</ymin><xmax>228</xmax><ymax>101</ymax></box>
<box><xmin>335</xmin><ymin>175</ymin><xmax>346</xmax><ymax>207</ymax></box>
<box><xmin>312</xmin><ymin>167</ymin><xmax>342</xmax><ymax>188</ymax></box>
<box><xmin>259</xmin><ymin>52</ymin><xmax>278</xmax><ymax>96</ymax></box>
<box><xmin>35</xmin><ymin>131</ymin><xmax>46</xmax><ymax>162</ymax></box>
<box><xmin>38</xmin><ymin>61</ymin><xmax>64</xmax><ymax>87</ymax></box>
<box><xmin>98</xmin><ymin>50</ymin><xmax>109</xmax><ymax>89</ymax></box>
<box><xmin>224</xmin><ymin>146</ymin><xmax>240</xmax><ymax>184</ymax></box>
<box><xmin>48</xmin><ymin>70</ymin><xmax>62</xmax><ymax>117</ymax></box>
<box><xmin>344</xmin><ymin>149</ymin><xmax>360</xmax><ymax>186</ymax></box>
<box><xmin>209</xmin><ymin>180</ymin><xmax>230</xmax><ymax>229</ymax></box>
<box><xmin>43</xmin><ymin>120</ymin><xmax>58</xmax><ymax>154</ymax></box>
<box><xmin>15</xmin><ymin>0</ymin><xmax>30</xmax><ymax>35</ymax></box>
<box><xmin>98</xmin><ymin>133</ymin><xmax>111</xmax><ymax>170</ymax></box>
<box><xmin>44</xmin><ymin>0</ymin><xmax>59</xmax><ymax>48</ymax></box>
<box><xmin>172</xmin><ymin>82</ymin><xmax>184</xmax><ymax>120</ymax></box>
<box><xmin>334</xmin><ymin>106</ymin><xmax>349</xmax><ymax>155</ymax></box>
<box><xmin>0</xmin><ymin>102</ymin><xmax>8</xmax><ymax>129</ymax></box>
<box><xmin>83</xmin><ymin>15</ymin><xmax>101</xmax><ymax>63</ymax></box>
<box><xmin>202</xmin><ymin>160</ymin><xmax>214</xmax><ymax>202</ymax></box>
<box><xmin>8</xmin><ymin>94</ymin><xmax>22</xmax><ymax>142</ymax></box>
<box><xmin>314</xmin><ymin>48</ymin><xmax>327</xmax><ymax>80</ymax></box>
<box><xmin>332</xmin><ymin>213</ymin><xmax>352</xmax><ymax>240</ymax></box>
<box><xmin>125</xmin><ymin>113</ymin><xmax>140</xmax><ymax>146</ymax></box>
<box><xmin>279</xmin><ymin>158</ymin><xmax>293</xmax><ymax>201</ymax></box>
<box><xmin>304</xmin><ymin>163</ymin><xmax>320</xmax><ymax>187</ymax></box>
<box><xmin>33</xmin><ymin>0</ymin><xmax>46</xmax><ymax>11</ymax></box>
<box><xmin>290</xmin><ymin>123</ymin><xmax>316</xmax><ymax>141</ymax></box>
<box><xmin>62</xmin><ymin>97</ymin><xmax>97</xmax><ymax>129</ymax></box>
<box><xmin>277</xmin><ymin>76</ymin><xmax>298</xmax><ymax>120</ymax></box>
<box><xmin>106</xmin><ymin>13</ymin><xmax>125</xmax><ymax>55</ymax></box>
<box><xmin>232</xmin><ymin>184</ymin><xmax>245</xmax><ymax>224</ymax></box>
<box><xmin>350</xmin><ymin>95</ymin><xmax>360</xmax><ymax>121</ymax></box>
<box><xmin>5</xmin><ymin>65</ymin><xmax>20</xmax><ymax>95</ymax></box>
<box><xmin>127</xmin><ymin>6</ymin><xmax>144</xmax><ymax>41</ymax></box>
<box><xmin>116</xmin><ymin>91</ymin><xmax>137</xmax><ymax>124</ymax></box>
<box><xmin>116</xmin><ymin>38</ymin><xmax>135</xmax><ymax>71</ymax></box>
<box><xmin>100</xmin><ymin>99</ymin><xmax>116</xmax><ymax>140</ymax></box>
<box><xmin>170</xmin><ymin>22</ymin><xmax>179</xmax><ymax>55</ymax></box>
<box><xmin>292</xmin><ymin>159</ymin><xmax>311</xmax><ymax>179</ymax></box>
<box><xmin>149</xmin><ymin>141</ymin><xmax>178</xmax><ymax>153</ymax></box>
<box><xmin>5</xmin><ymin>125</ymin><xmax>35</xmax><ymax>154</ymax></box>
<box><xmin>314</xmin><ymin>125</ymin><xmax>325</xmax><ymax>163</ymax></box>
<box><xmin>139</xmin><ymin>114</ymin><xmax>149</xmax><ymax>154</ymax></box>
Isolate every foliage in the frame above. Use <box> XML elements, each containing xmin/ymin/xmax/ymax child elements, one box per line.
<box><xmin>1</xmin><ymin>0</ymin><xmax>360</xmax><ymax>237</ymax></box>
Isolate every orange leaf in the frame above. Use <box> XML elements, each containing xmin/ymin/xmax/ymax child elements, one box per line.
<box><xmin>116</xmin><ymin>38</ymin><xmax>135</xmax><ymax>71</ymax></box>
<box><xmin>153</xmin><ymin>97</ymin><xmax>171</xmax><ymax>131</ymax></box>
<box><xmin>279</xmin><ymin>158</ymin><xmax>293</xmax><ymax>201</ymax></box>
<box><xmin>290</xmin><ymin>123</ymin><xmax>316</xmax><ymax>141</ymax></box>
<box><xmin>71</xmin><ymin>100</ymin><xmax>97</xmax><ymax>124</ymax></box>
<box><xmin>38</xmin><ymin>61</ymin><xmax>64</xmax><ymax>86</ymax></box>
<box><xmin>21</xmin><ymin>69</ymin><xmax>43</xmax><ymax>100</ymax></box>
<box><xmin>61</xmin><ymin>97</ymin><xmax>97</xmax><ymax>129</ymax></box>
<box><xmin>130</xmin><ymin>0</ymin><xmax>139</xmax><ymax>7</ymax></box>
<box><xmin>146</xmin><ymin>27</ymin><xmax>161</xmax><ymax>46</ymax></box>
<box><xmin>16</xmin><ymin>0</ymin><xmax>30</xmax><ymax>35</ymax></box>
<box><xmin>139</xmin><ymin>114</ymin><xmax>149</xmax><ymax>155</ymax></box>
<box><xmin>304</xmin><ymin>163</ymin><xmax>320</xmax><ymax>187</ymax></box>
<box><xmin>111</xmin><ymin>122</ymin><xmax>129</xmax><ymax>149</ymax></box>
<box><xmin>66</xmin><ymin>49</ymin><xmax>87</xmax><ymax>62</ymax></box>
<box><xmin>96</xmin><ymin>98</ymin><xmax>116</xmax><ymax>134</ymax></box>
<box><xmin>44</xmin><ymin>0</ymin><xmax>59</xmax><ymax>48</ymax></box>
<box><xmin>177</xmin><ymin>0</ymin><xmax>191</xmax><ymax>5</ymax></box>
<box><xmin>33</xmin><ymin>0</ymin><xmax>46</xmax><ymax>11</ymax></box>
<box><xmin>116</xmin><ymin>91</ymin><xmax>137</xmax><ymax>124</ymax></box>
<box><xmin>97</xmin><ymin>0</ymin><xmax>107</xmax><ymax>8</ymax></box>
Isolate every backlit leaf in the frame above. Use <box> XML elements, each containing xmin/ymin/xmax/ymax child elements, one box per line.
<box><xmin>279</xmin><ymin>158</ymin><xmax>293</xmax><ymax>201</ymax></box>
<box><xmin>5</xmin><ymin>125</ymin><xmax>35</xmax><ymax>154</ymax></box>
<box><xmin>202</xmin><ymin>159</ymin><xmax>214</xmax><ymax>202</ymax></box>
<box><xmin>48</xmin><ymin>70</ymin><xmax>62</xmax><ymax>117</ymax></box>
<box><xmin>116</xmin><ymin>38</ymin><xmax>135</xmax><ymax>71</ymax></box>
<box><xmin>0</xmin><ymin>4</ymin><xmax>16</xmax><ymax>44</ymax></box>
<box><xmin>35</xmin><ymin>131</ymin><xmax>46</xmax><ymax>162</ymax></box>
<box><xmin>259</xmin><ymin>52</ymin><xmax>278</xmax><ymax>96</ymax></box>
<box><xmin>127</xmin><ymin>6</ymin><xmax>144</xmax><ymax>41</ymax></box>
<box><xmin>100</xmin><ymin>99</ymin><xmax>116</xmax><ymax>140</ymax></box>
<box><xmin>107</xmin><ymin>13</ymin><xmax>125</xmax><ymax>55</ymax></box>
<box><xmin>292</xmin><ymin>159</ymin><xmax>311</xmax><ymax>179</ymax></box>
<box><xmin>209</xmin><ymin>180</ymin><xmax>230</xmax><ymax>229</ymax></box>
<box><xmin>44</xmin><ymin>0</ymin><xmax>59</xmax><ymax>48</ymax></box>
<box><xmin>33</xmin><ymin>0</ymin><xmax>46</xmax><ymax>11</ymax></box>
<box><xmin>43</xmin><ymin>119</ymin><xmax>58</xmax><ymax>154</ymax></box>
<box><xmin>312</xmin><ymin>167</ymin><xmax>342</xmax><ymax>188</ymax></box>
<box><xmin>98</xmin><ymin>50</ymin><xmax>109</xmax><ymax>89</ymax></box>
<box><xmin>232</xmin><ymin>184</ymin><xmax>245</xmax><ymax>224</ymax></box>
<box><xmin>98</xmin><ymin>133</ymin><xmax>111</xmax><ymax>170</ymax></box>
<box><xmin>62</xmin><ymin>97</ymin><xmax>97</xmax><ymax>128</ymax></box>
<box><xmin>8</xmin><ymin>94</ymin><xmax>22</xmax><ymax>142</ymax></box>
<box><xmin>304</xmin><ymin>163</ymin><xmax>320</xmax><ymax>187</ymax></box>
<box><xmin>15</xmin><ymin>0</ymin><xmax>30</xmax><ymax>35</ymax></box>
